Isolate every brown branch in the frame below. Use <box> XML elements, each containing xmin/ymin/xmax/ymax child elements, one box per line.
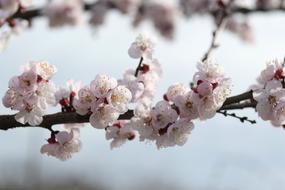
<box><xmin>0</xmin><ymin>90</ymin><xmax>256</xmax><ymax>131</ymax></box>
<box><xmin>222</xmin><ymin>90</ymin><xmax>253</xmax><ymax>105</ymax></box>
<box><xmin>219</xmin><ymin>101</ymin><xmax>257</xmax><ymax>111</ymax></box>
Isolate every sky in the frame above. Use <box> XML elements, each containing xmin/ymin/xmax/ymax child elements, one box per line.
<box><xmin>0</xmin><ymin>5</ymin><xmax>285</xmax><ymax>190</ymax></box>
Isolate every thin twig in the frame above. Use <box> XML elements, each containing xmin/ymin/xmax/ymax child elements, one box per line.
<box><xmin>217</xmin><ymin>110</ymin><xmax>256</xmax><ymax>124</ymax></box>
<box><xmin>202</xmin><ymin>0</ymin><xmax>234</xmax><ymax>61</ymax></box>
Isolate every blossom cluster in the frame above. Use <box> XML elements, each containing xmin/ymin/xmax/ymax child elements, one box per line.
<box><xmin>2</xmin><ymin>61</ymin><xmax>56</xmax><ymax>126</ymax></box>
<box><xmin>252</xmin><ymin>59</ymin><xmax>285</xmax><ymax>127</ymax></box>
<box><xmin>2</xmin><ymin>34</ymin><xmax>232</xmax><ymax>160</ymax></box>
<box><xmin>129</xmin><ymin>58</ymin><xmax>231</xmax><ymax>149</ymax></box>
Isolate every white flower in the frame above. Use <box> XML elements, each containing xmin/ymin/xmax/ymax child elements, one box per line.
<box><xmin>106</xmin><ymin>122</ymin><xmax>136</xmax><ymax>149</ymax></box>
<box><xmin>166</xmin><ymin>119</ymin><xmax>194</xmax><ymax>147</ymax></box>
<box><xmin>90</xmin><ymin>74</ymin><xmax>117</xmax><ymax>98</ymax></box>
<box><xmin>155</xmin><ymin>118</ymin><xmax>194</xmax><ymax>149</ymax></box>
<box><xmin>192</xmin><ymin>86</ymin><xmax>229</xmax><ymax>120</ymax></box>
<box><xmin>134</xmin><ymin>97</ymin><xmax>152</xmax><ymax>118</ymax></box>
<box><xmin>15</xmin><ymin>105</ymin><xmax>44</xmax><ymax>126</ymax></box>
<box><xmin>257</xmin><ymin>59</ymin><xmax>284</xmax><ymax>85</ymax></box>
<box><xmin>44</xmin><ymin>0</ymin><xmax>83</xmax><ymax>27</ymax></box>
<box><xmin>173</xmin><ymin>92</ymin><xmax>199</xmax><ymax>119</ymax></box>
<box><xmin>131</xmin><ymin>117</ymin><xmax>155</xmax><ymax>141</ymax></box>
<box><xmin>89</xmin><ymin>105</ymin><xmax>120</xmax><ymax>129</ymax></box>
<box><xmin>30</xmin><ymin>61</ymin><xmax>57</xmax><ymax>80</ymax></box>
<box><xmin>128</xmin><ymin>34</ymin><xmax>154</xmax><ymax>59</ymax></box>
<box><xmin>151</xmin><ymin>100</ymin><xmax>178</xmax><ymax>130</ymax></box>
<box><xmin>17</xmin><ymin>70</ymin><xmax>38</xmax><ymax>95</ymax></box>
<box><xmin>40</xmin><ymin>130</ymin><xmax>81</xmax><ymax>161</ymax></box>
<box><xmin>107</xmin><ymin>85</ymin><xmax>132</xmax><ymax>113</ymax></box>
<box><xmin>2</xmin><ymin>89</ymin><xmax>18</xmax><ymax>108</ymax></box>
<box><xmin>36</xmin><ymin>82</ymin><xmax>56</xmax><ymax>109</ymax></box>
<box><xmin>119</xmin><ymin>74</ymin><xmax>144</xmax><ymax>102</ymax></box>
<box><xmin>165</xmin><ymin>83</ymin><xmax>190</xmax><ymax>102</ymax></box>
<box><xmin>74</xmin><ymin>86</ymin><xmax>94</xmax><ymax>115</ymax></box>
<box><xmin>255</xmin><ymin>80</ymin><xmax>285</xmax><ymax>123</ymax></box>
<box><xmin>194</xmin><ymin>59</ymin><xmax>225</xmax><ymax>83</ymax></box>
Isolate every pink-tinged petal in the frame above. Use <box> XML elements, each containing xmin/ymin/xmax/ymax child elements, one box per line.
<box><xmin>128</xmin><ymin>43</ymin><xmax>142</xmax><ymax>59</ymax></box>
<box><xmin>56</xmin><ymin>131</ymin><xmax>73</xmax><ymax>145</ymax></box>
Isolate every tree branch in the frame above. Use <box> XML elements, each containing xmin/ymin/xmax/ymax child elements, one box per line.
<box><xmin>0</xmin><ymin>90</ymin><xmax>256</xmax><ymax>131</ymax></box>
<box><xmin>10</xmin><ymin>2</ymin><xmax>285</xmax><ymax>23</ymax></box>
<box><xmin>0</xmin><ymin>110</ymin><xmax>134</xmax><ymax>131</ymax></box>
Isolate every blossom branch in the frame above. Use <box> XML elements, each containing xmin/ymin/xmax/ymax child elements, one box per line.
<box><xmin>0</xmin><ymin>90</ymin><xmax>257</xmax><ymax>131</ymax></box>
<box><xmin>11</xmin><ymin>2</ymin><xmax>285</xmax><ymax>22</ymax></box>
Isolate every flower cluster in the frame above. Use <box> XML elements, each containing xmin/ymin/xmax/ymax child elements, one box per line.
<box><xmin>74</xmin><ymin>74</ymin><xmax>132</xmax><ymax>129</ymax></box>
<box><xmin>192</xmin><ymin>59</ymin><xmax>231</xmax><ymax>119</ymax></box>
<box><xmin>252</xmin><ymin>59</ymin><xmax>285</xmax><ymax>127</ymax></box>
<box><xmin>2</xmin><ymin>61</ymin><xmax>56</xmax><ymax>126</ymax></box>
<box><xmin>130</xmin><ymin>58</ymin><xmax>231</xmax><ymax>149</ymax></box>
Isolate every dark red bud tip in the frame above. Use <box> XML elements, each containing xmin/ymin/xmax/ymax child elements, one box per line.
<box><xmin>197</xmin><ymin>80</ymin><xmax>203</xmax><ymax>85</ymax></box>
<box><xmin>37</xmin><ymin>75</ymin><xmax>43</xmax><ymax>83</ymax></box>
<box><xmin>113</xmin><ymin>123</ymin><xmax>121</xmax><ymax>129</ymax></box>
<box><xmin>192</xmin><ymin>87</ymin><xmax>198</xmax><ymax>94</ymax></box>
<box><xmin>8</xmin><ymin>19</ymin><xmax>16</xmax><ymax>28</ymax></box>
<box><xmin>217</xmin><ymin>0</ymin><xmax>226</xmax><ymax>9</ymax></box>
<box><xmin>128</xmin><ymin>133</ymin><xmax>136</xmax><ymax>141</ymax></box>
<box><xmin>274</xmin><ymin>69</ymin><xmax>283</xmax><ymax>80</ymax></box>
<box><xmin>70</xmin><ymin>91</ymin><xmax>76</xmax><ymax>97</ymax></box>
<box><xmin>87</xmin><ymin>110</ymin><xmax>93</xmax><ymax>115</ymax></box>
<box><xmin>47</xmin><ymin>136</ymin><xmax>57</xmax><ymax>144</ymax></box>
<box><xmin>59</xmin><ymin>98</ymin><xmax>69</xmax><ymax>106</ymax></box>
<box><xmin>212</xmin><ymin>82</ymin><xmax>218</xmax><ymax>90</ymax></box>
<box><xmin>141</xmin><ymin>64</ymin><xmax>150</xmax><ymax>74</ymax></box>
<box><xmin>163</xmin><ymin>94</ymin><xmax>169</xmax><ymax>101</ymax></box>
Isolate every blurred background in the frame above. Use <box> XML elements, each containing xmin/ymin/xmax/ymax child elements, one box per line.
<box><xmin>0</xmin><ymin>1</ymin><xmax>285</xmax><ymax>190</ymax></box>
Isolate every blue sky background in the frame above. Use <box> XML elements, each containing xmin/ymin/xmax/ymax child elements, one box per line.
<box><xmin>0</xmin><ymin>3</ymin><xmax>285</xmax><ymax>190</ymax></box>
